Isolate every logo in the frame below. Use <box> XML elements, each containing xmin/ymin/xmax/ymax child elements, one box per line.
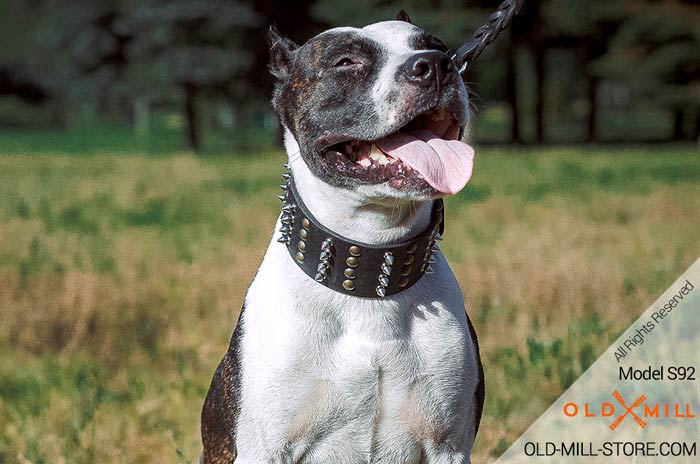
<box><xmin>609</xmin><ymin>390</ymin><xmax>646</xmax><ymax>430</ymax></box>
<box><xmin>563</xmin><ymin>391</ymin><xmax>696</xmax><ymax>430</ymax></box>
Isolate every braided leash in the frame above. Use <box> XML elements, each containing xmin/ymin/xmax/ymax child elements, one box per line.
<box><xmin>450</xmin><ymin>0</ymin><xmax>526</xmax><ymax>75</ymax></box>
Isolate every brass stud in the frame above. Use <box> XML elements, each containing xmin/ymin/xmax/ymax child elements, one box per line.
<box><xmin>348</xmin><ymin>245</ymin><xmax>362</xmax><ymax>257</ymax></box>
<box><xmin>401</xmin><ymin>266</ymin><xmax>412</xmax><ymax>276</ymax></box>
<box><xmin>406</xmin><ymin>242</ymin><xmax>417</xmax><ymax>253</ymax></box>
<box><xmin>296</xmin><ymin>252</ymin><xmax>305</xmax><ymax>263</ymax></box>
<box><xmin>399</xmin><ymin>276</ymin><xmax>409</xmax><ymax>287</ymax></box>
<box><xmin>346</xmin><ymin>256</ymin><xmax>359</xmax><ymax>268</ymax></box>
<box><xmin>342</xmin><ymin>280</ymin><xmax>356</xmax><ymax>291</ymax></box>
<box><xmin>403</xmin><ymin>254</ymin><xmax>415</xmax><ymax>265</ymax></box>
<box><xmin>297</xmin><ymin>241</ymin><xmax>306</xmax><ymax>252</ymax></box>
<box><xmin>300</xmin><ymin>229</ymin><xmax>308</xmax><ymax>240</ymax></box>
<box><xmin>344</xmin><ymin>268</ymin><xmax>357</xmax><ymax>279</ymax></box>
<box><xmin>301</xmin><ymin>218</ymin><xmax>310</xmax><ymax>229</ymax></box>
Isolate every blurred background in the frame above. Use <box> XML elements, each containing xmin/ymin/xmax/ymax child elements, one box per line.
<box><xmin>1</xmin><ymin>0</ymin><xmax>699</xmax><ymax>151</ymax></box>
<box><xmin>0</xmin><ymin>1</ymin><xmax>698</xmax><ymax>463</ymax></box>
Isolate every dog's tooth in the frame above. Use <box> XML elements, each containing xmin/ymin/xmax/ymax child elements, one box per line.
<box><xmin>369</xmin><ymin>144</ymin><xmax>383</xmax><ymax>162</ymax></box>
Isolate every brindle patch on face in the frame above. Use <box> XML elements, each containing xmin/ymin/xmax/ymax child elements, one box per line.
<box><xmin>270</xmin><ymin>23</ymin><xmax>469</xmax><ymax>194</ymax></box>
<box><xmin>274</xmin><ymin>29</ymin><xmax>387</xmax><ymax>191</ymax></box>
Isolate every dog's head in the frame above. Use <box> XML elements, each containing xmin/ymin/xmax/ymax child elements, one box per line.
<box><xmin>269</xmin><ymin>12</ymin><xmax>474</xmax><ymax>200</ymax></box>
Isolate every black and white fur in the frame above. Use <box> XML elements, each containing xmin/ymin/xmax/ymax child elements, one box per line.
<box><xmin>202</xmin><ymin>15</ymin><xmax>483</xmax><ymax>464</ymax></box>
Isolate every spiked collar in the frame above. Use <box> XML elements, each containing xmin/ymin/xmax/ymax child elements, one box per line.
<box><xmin>277</xmin><ymin>169</ymin><xmax>445</xmax><ymax>298</ymax></box>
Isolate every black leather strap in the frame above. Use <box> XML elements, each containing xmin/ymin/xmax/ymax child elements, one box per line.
<box><xmin>450</xmin><ymin>0</ymin><xmax>525</xmax><ymax>75</ymax></box>
<box><xmin>277</xmin><ymin>171</ymin><xmax>444</xmax><ymax>298</ymax></box>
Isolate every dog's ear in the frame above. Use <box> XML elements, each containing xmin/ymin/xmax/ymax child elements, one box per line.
<box><xmin>268</xmin><ymin>24</ymin><xmax>299</xmax><ymax>80</ymax></box>
<box><xmin>395</xmin><ymin>9</ymin><xmax>412</xmax><ymax>24</ymax></box>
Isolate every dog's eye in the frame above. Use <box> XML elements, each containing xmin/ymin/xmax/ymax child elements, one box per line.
<box><xmin>334</xmin><ymin>57</ymin><xmax>356</xmax><ymax>67</ymax></box>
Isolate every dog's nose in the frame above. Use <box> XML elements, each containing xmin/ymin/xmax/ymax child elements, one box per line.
<box><xmin>401</xmin><ymin>51</ymin><xmax>455</xmax><ymax>87</ymax></box>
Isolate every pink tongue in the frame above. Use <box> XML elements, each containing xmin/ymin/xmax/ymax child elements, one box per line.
<box><xmin>376</xmin><ymin>130</ymin><xmax>475</xmax><ymax>194</ymax></box>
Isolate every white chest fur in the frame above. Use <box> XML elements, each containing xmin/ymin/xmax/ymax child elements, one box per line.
<box><xmin>234</xmin><ymin>224</ymin><xmax>479</xmax><ymax>464</ymax></box>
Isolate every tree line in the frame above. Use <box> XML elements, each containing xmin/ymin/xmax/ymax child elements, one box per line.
<box><xmin>0</xmin><ymin>0</ymin><xmax>698</xmax><ymax>150</ymax></box>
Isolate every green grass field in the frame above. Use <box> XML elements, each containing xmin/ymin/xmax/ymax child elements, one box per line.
<box><xmin>0</xmin><ymin>144</ymin><xmax>698</xmax><ymax>463</ymax></box>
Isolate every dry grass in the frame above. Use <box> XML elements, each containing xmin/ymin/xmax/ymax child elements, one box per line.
<box><xmin>0</xmin><ymin>146</ymin><xmax>698</xmax><ymax>462</ymax></box>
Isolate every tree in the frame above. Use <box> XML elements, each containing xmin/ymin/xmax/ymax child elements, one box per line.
<box><xmin>592</xmin><ymin>0</ymin><xmax>700</xmax><ymax>141</ymax></box>
<box><xmin>540</xmin><ymin>0</ymin><xmax>627</xmax><ymax>142</ymax></box>
<box><xmin>0</xmin><ymin>1</ymin><xmax>57</xmax><ymax>121</ymax></box>
<box><xmin>122</xmin><ymin>0</ymin><xmax>258</xmax><ymax>151</ymax></box>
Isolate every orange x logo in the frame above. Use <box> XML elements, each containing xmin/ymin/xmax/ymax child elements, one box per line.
<box><xmin>609</xmin><ymin>390</ymin><xmax>647</xmax><ymax>430</ymax></box>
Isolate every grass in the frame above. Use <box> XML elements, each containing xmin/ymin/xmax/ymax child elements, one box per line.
<box><xmin>0</xmin><ymin>144</ymin><xmax>698</xmax><ymax>463</ymax></box>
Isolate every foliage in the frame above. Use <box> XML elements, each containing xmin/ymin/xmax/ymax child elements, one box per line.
<box><xmin>591</xmin><ymin>0</ymin><xmax>700</xmax><ymax>108</ymax></box>
<box><xmin>122</xmin><ymin>0</ymin><xmax>259</xmax><ymax>100</ymax></box>
<box><xmin>0</xmin><ymin>0</ymin><xmax>259</xmax><ymax>148</ymax></box>
<box><xmin>2</xmin><ymin>0</ymin><xmax>700</xmax><ymax>146</ymax></box>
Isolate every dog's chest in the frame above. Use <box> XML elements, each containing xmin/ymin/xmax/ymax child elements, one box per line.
<box><xmin>234</xmin><ymin>244</ymin><xmax>477</xmax><ymax>463</ymax></box>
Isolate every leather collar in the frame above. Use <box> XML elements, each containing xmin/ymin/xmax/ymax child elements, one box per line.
<box><xmin>277</xmin><ymin>167</ymin><xmax>444</xmax><ymax>298</ymax></box>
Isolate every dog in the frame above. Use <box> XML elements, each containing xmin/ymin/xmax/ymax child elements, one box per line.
<box><xmin>201</xmin><ymin>11</ymin><xmax>483</xmax><ymax>464</ymax></box>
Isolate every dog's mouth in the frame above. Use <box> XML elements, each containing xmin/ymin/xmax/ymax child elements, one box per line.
<box><xmin>317</xmin><ymin>108</ymin><xmax>474</xmax><ymax>195</ymax></box>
